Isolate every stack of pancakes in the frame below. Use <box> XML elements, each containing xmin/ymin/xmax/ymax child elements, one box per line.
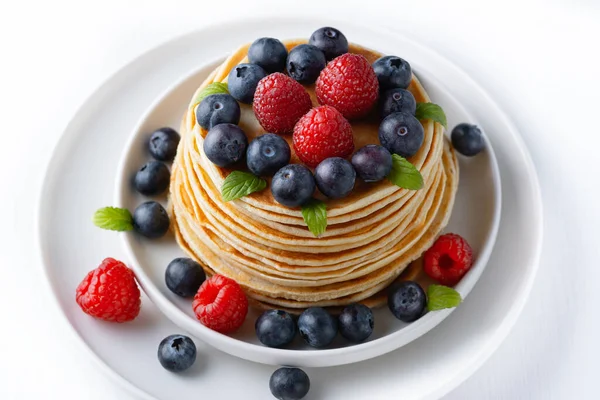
<box><xmin>169</xmin><ymin>40</ymin><xmax>459</xmax><ymax>311</ymax></box>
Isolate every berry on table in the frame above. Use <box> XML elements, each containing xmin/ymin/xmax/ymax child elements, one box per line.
<box><xmin>75</xmin><ymin>258</ymin><xmax>141</xmax><ymax>323</ymax></box>
<box><xmin>451</xmin><ymin>123</ymin><xmax>485</xmax><ymax>156</ymax></box>
<box><xmin>193</xmin><ymin>274</ymin><xmax>248</xmax><ymax>333</ymax></box>
<box><xmin>253</xmin><ymin>73</ymin><xmax>312</xmax><ymax>134</ymax></box>
<box><xmin>246</xmin><ymin>134</ymin><xmax>291</xmax><ymax>177</ymax></box>
<box><xmin>316</xmin><ymin>53</ymin><xmax>379</xmax><ymax>119</ymax></box>
<box><xmin>203</xmin><ymin>123</ymin><xmax>248</xmax><ymax>167</ymax></box>
<box><xmin>269</xmin><ymin>367</ymin><xmax>310</xmax><ymax>400</ymax></box>
<box><xmin>148</xmin><ymin>127</ymin><xmax>180</xmax><ymax>162</ymax></box>
<box><xmin>165</xmin><ymin>258</ymin><xmax>206</xmax><ymax>298</ymax></box>
<box><xmin>424</xmin><ymin>233</ymin><xmax>474</xmax><ymax>286</ymax></box>
<box><xmin>380</xmin><ymin>88</ymin><xmax>417</xmax><ymax>118</ymax></box>
<box><xmin>134</xmin><ymin>161</ymin><xmax>170</xmax><ymax>196</ymax></box>
<box><xmin>315</xmin><ymin>157</ymin><xmax>356</xmax><ymax>199</ymax></box>
<box><xmin>293</xmin><ymin>105</ymin><xmax>354</xmax><ymax>168</ymax></box>
<box><xmin>372</xmin><ymin>55</ymin><xmax>413</xmax><ymax>90</ymax></box>
<box><xmin>157</xmin><ymin>334</ymin><xmax>197</xmax><ymax>372</ymax></box>
<box><xmin>387</xmin><ymin>281</ymin><xmax>426</xmax><ymax>322</ymax></box>
<box><xmin>227</xmin><ymin>63</ymin><xmax>267</xmax><ymax>104</ymax></box>
<box><xmin>286</xmin><ymin>44</ymin><xmax>326</xmax><ymax>84</ymax></box>
<box><xmin>338</xmin><ymin>303</ymin><xmax>374</xmax><ymax>343</ymax></box>
<box><xmin>248</xmin><ymin>37</ymin><xmax>288</xmax><ymax>73</ymax></box>
<box><xmin>196</xmin><ymin>93</ymin><xmax>241</xmax><ymax>130</ymax></box>
<box><xmin>351</xmin><ymin>145</ymin><xmax>393</xmax><ymax>182</ymax></box>
<box><xmin>132</xmin><ymin>201</ymin><xmax>170</xmax><ymax>238</ymax></box>
<box><xmin>309</xmin><ymin>27</ymin><xmax>348</xmax><ymax>60</ymax></box>
<box><xmin>271</xmin><ymin>164</ymin><xmax>315</xmax><ymax>207</ymax></box>
<box><xmin>298</xmin><ymin>307</ymin><xmax>338</xmax><ymax>348</ymax></box>
<box><xmin>378</xmin><ymin>112</ymin><xmax>424</xmax><ymax>158</ymax></box>
<box><xmin>255</xmin><ymin>309</ymin><xmax>296</xmax><ymax>348</ymax></box>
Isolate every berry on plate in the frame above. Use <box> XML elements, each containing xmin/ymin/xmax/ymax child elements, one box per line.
<box><xmin>134</xmin><ymin>161</ymin><xmax>170</xmax><ymax>196</ymax></box>
<box><xmin>316</xmin><ymin>53</ymin><xmax>379</xmax><ymax>119</ymax></box>
<box><xmin>293</xmin><ymin>105</ymin><xmax>354</xmax><ymax>168</ymax></box>
<box><xmin>271</xmin><ymin>164</ymin><xmax>315</xmax><ymax>207</ymax></box>
<box><xmin>380</xmin><ymin>88</ymin><xmax>417</xmax><ymax>118</ymax></box>
<box><xmin>286</xmin><ymin>44</ymin><xmax>326</xmax><ymax>84</ymax></box>
<box><xmin>255</xmin><ymin>309</ymin><xmax>296</xmax><ymax>348</ymax></box>
<box><xmin>165</xmin><ymin>257</ymin><xmax>206</xmax><ymax>298</ymax></box>
<box><xmin>451</xmin><ymin>123</ymin><xmax>485</xmax><ymax>156</ymax></box>
<box><xmin>246</xmin><ymin>134</ymin><xmax>291</xmax><ymax>177</ymax></box>
<box><xmin>193</xmin><ymin>274</ymin><xmax>248</xmax><ymax>333</ymax></box>
<box><xmin>351</xmin><ymin>145</ymin><xmax>392</xmax><ymax>182</ymax></box>
<box><xmin>372</xmin><ymin>55</ymin><xmax>413</xmax><ymax>90</ymax></box>
<box><xmin>253</xmin><ymin>73</ymin><xmax>312</xmax><ymax>134</ymax></box>
<box><xmin>298</xmin><ymin>307</ymin><xmax>337</xmax><ymax>348</ymax></box>
<box><xmin>132</xmin><ymin>201</ymin><xmax>170</xmax><ymax>238</ymax></box>
<box><xmin>203</xmin><ymin>123</ymin><xmax>248</xmax><ymax>167</ymax></box>
<box><xmin>248</xmin><ymin>37</ymin><xmax>288</xmax><ymax>73</ymax></box>
<box><xmin>338</xmin><ymin>303</ymin><xmax>374</xmax><ymax>343</ymax></box>
<box><xmin>315</xmin><ymin>157</ymin><xmax>356</xmax><ymax>199</ymax></box>
<box><xmin>148</xmin><ymin>127</ymin><xmax>180</xmax><ymax>162</ymax></box>
<box><xmin>227</xmin><ymin>63</ymin><xmax>267</xmax><ymax>104</ymax></box>
<box><xmin>196</xmin><ymin>93</ymin><xmax>241</xmax><ymax>130</ymax></box>
<box><xmin>387</xmin><ymin>281</ymin><xmax>426</xmax><ymax>322</ymax></box>
<box><xmin>269</xmin><ymin>367</ymin><xmax>310</xmax><ymax>400</ymax></box>
<box><xmin>75</xmin><ymin>258</ymin><xmax>141</xmax><ymax>322</ymax></box>
<box><xmin>157</xmin><ymin>334</ymin><xmax>197</xmax><ymax>372</ymax></box>
<box><xmin>424</xmin><ymin>233</ymin><xmax>474</xmax><ymax>286</ymax></box>
<box><xmin>309</xmin><ymin>27</ymin><xmax>348</xmax><ymax>60</ymax></box>
<box><xmin>378</xmin><ymin>111</ymin><xmax>424</xmax><ymax>158</ymax></box>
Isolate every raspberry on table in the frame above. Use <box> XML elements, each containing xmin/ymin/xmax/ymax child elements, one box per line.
<box><xmin>75</xmin><ymin>258</ymin><xmax>141</xmax><ymax>323</ymax></box>
<box><xmin>424</xmin><ymin>234</ymin><xmax>474</xmax><ymax>286</ymax></box>
<box><xmin>193</xmin><ymin>274</ymin><xmax>248</xmax><ymax>333</ymax></box>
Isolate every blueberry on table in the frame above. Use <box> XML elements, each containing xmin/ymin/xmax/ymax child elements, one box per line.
<box><xmin>380</xmin><ymin>88</ymin><xmax>417</xmax><ymax>118</ymax></box>
<box><xmin>269</xmin><ymin>367</ymin><xmax>310</xmax><ymax>400</ymax></box>
<box><xmin>165</xmin><ymin>258</ymin><xmax>206</xmax><ymax>297</ymax></box>
<box><xmin>148</xmin><ymin>127</ymin><xmax>180</xmax><ymax>162</ymax></box>
<box><xmin>246</xmin><ymin>134</ymin><xmax>291</xmax><ymax>177</ymax></box>
<box><xmin>271</xmin><ymin>164</ymin><xmax>316</xmax><ymax>207</ymax></box>
<box><xmin>227</xmin><ymin>63</ymin><xmax>267</xmax><ymax>104</ymax></box>
<box><xmin>309</xmin><ymin>27</ymin><xmax>348</xmax><ymax>60</ymax></box>
<box><xmin>351</xmin><ymin>145</ymin><xmax>393</xmax><ymax>183</ymax></box>
<box><xmin>157</xmin><ymin>334</ymin><xmax>196</xmax><ymax>372</ymax></box>
<box><xmin>297</xmin><ymin>307</ymin><xmax>337</xmax><ymax>348</ymax></box>
<box><xmin>379</xmin><ymin>112</ymin><xmax>424</xmax><ymax>158</ymax></box>
<box><xmin>255</xmin><ymin>310</ymin><xmax>296</xmax><ymax>348</ymax></box>
<box><xmin>196</xmin><ymin>93</ymin><xmax>241</xmax><ymax>130</ymax></box>
<box><xmin>451</xmin><ymin>123</ymin><xmax>485</xmax><ymax>156</ymax></box>
<box><xmin>203</xmin><ymin>123</ymin><xmax>248</xmax><ymax>167</ymax></box>
<box><xmin>134</xmin><ymin>161</ymin><xmax>170</xmax><ymax>196</ymax></box>
<box><xmin>248</xmin><ymin>37</ymin><xmax>288</xmax><ymax>73</ymax></box>
<box><xmin>338</xmin><ymin>303</ymin><xmax>374</xmax><ymax>343</ymax></box>
<box><xmin>372</xmin><ymin>55</ymin><xmax>413</xmax><ymax>90</ymax></box>
<box><xmin>286</xmin><ymin>44</ymin><xmax>326</xmax><ymax>84</ymax></box>
<box><xmin>132</xmin><ymin>201</ymin><xmax>170</xmax><ymax>238</ymax></box>
<box><xmin>314</xmin><ymin>157</ymin><xmax>356</xmax><ymax>199</ymax></box>
<box><xmin>388</xmin><ymin>281</ymin><xmax>427</xmax><ymax>322</ymax></box>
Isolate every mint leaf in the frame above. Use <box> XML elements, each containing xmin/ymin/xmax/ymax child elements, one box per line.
<box><xmin>221</xmin><ymin>171</ymin><xmax>267</xmax><ymax>202</ymax></box>
<box><xmin>301</xmin><ymin>199</ymin><xmax>327</xmax><ymax>237</ymax></box>
<box><xmin>427</xmin><ymin>284</ymin><xmax>462</xmax><ymax>311</ymax></box>
<box><xmin>193</xmin><ymin>82</ymin><xmax>229</xmax><ymax>106</ymax></box>
<box><xmin>415</xmin><ymin>103</ymin><xmax>447</xmax><ymax>128</ymax></box>
<box><xmin>93</xmin><ymin>207</ymin><xmax>133</xmax><ymax>231</ymax></box>
<box><xmin>388</xmin><ymin>154</ymin><xmax>424</xmax><ymax>190</ymax></box>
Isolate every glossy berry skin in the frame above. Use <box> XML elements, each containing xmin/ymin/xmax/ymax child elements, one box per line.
<box><xmin>379</xmin><ymin>112</ymin><xmax>424</xmax><ymax>158</ymax></box>
<box><xmin>286</xmin><ymin>44</ymin><xmax>326</xmax><ymax>84</ymax></box>
<box><xmin>148</xmin><ymin>127</ymin><xmax>180</xmax><ymax>162</ymax></box>
<box><xmin>388</xmin><ymin>281</ymin><xmax>427</xmax><ymax>322</ymax></box>
<box><xmin>196</xmin><ymin>93</ymin><xmax>241</xmax><ymax>130</ymax></box>
<box><xmin>316</xmin><ymin>53</ymin><xmax>379</xmax><ymax>119</ymax></box>
<box><xmin>451</xmin><ymin>123</ymin><xmax>485</xmax><ymax>156</ymax></box>
<box><xmin>193</xmin><ymin>274</ymin><xmax>248</xmax><ymax>333</ymax></box>
<box><xmin>338</xmin><ymin>304</ymin><xmax>374</xmax><ymax>343</ymax></box>
<box><xmin>132</xmin><ymin>201</ymin><xmax>170</xmax><ymax>238</ymax></box>
<box><xmin>372</xmin><ymin>56</ymin><xmax>413</xmax><ymax>90</ymax></box>
<box><xmin>309</xmin><ymin>27</ymin><xmax>348</xmax><ymax>60</ymax></box>
<box><xmin>75</xmin><ymin>258</ymin><xmax>141</xmax><ymax>323</ymax></box>
<box><xmin>269</xmin><ymin>367</ymin><xmax>310</xmax><ymax>400</ymax></box>
<box><xmin>380</xmin><ymin>88</ymin><xmax>417</xmax><ymax>118</ymax></box>
<box><xmin>246</xmin><ymin>134</ymin><xmax>291</xmax><ymax>177</ymax></box>
<box><xmin>157</xmin><ymin>335</ymin><xmax>196</xmax><ymax>373</ymax></box>
<box><xmin>271</xmin><ymin>164</ymin><xmax>315</xmax><ymax>207</ymax></box>
<box><xmin>424</xmin><ymin>233</ymin><xmax>474</xmax><ymax>286</ymax></box>
<box><xmin>255</xmin><ymin>310</ymin><xmax>296</xmax><ymax>348</ymax></box>
<box><xmin>134</xmin><ymin>161</ymin><xmax>170</xmax><ymax>196</ymax></box>
<box><xmin>253</xmin><ymin>73</ymin><xmax>313</xmax><ymax>134</ymax></box>
<box><xmin>165</xmin><ymin>258</ymin><xmax>206</xmax><ymax>298</ymax></box>
<box><xmin>293</xmin><ymin>105</ymin><xmax>354</xmax><ymax>168</ymax></box>
<box><xmin>227</xmin><ymin>63</ymin><xmax>267</xmax><ymax>104</ymax></box>
<box><xmin>248</xmin><ymin>37</ymin><xmax>288</xmax><ymax>73</ymax></box>
<box><xmin>203</xmin><ymin>123</ymin><xmax>248</xmax><ymax>167</ymax></box>
<box><xmin>298</xmin><ymin>307</ymin><xmax>338</xmax><ymax>348</ymax></box>
<box><xmin>351</xmin><ymin>145</ymin><xmax>393</xmax><ymax>182</ymax></box>
<box><xmin>315</xmin><ymin>157</ymin><xmax>356</xmax><ymax>199</ymax></box>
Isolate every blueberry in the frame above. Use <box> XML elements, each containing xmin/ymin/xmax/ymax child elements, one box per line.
<box><xmin>338</xmin><ymin>304</ymin><xmax>374</xmax><ymax>343</ymax></box>
<box><xmin>255</xmin><ymin>310</ymin><xmax>296</xmax><ymax>348</ymax></box>
<box><xmin>351</xmin><ymin>145</ymin><xmax>393</xmax><ymax>182</ymax></box>
<box><xmin>132</xmin><ymin>201</ymin><xmax>170</xmax><ymax>238</ymax></box>
<box><xmin>148</xmin><ymin>127</ymin><xmax>180</xmax><ymax>162</ymax></box>
<box><xmin>203</xmin><ymin>124</ymin><xmax>248</xmax><ymax>167</ymax></box>
<box><xmin>157</xmin><ymin>334</ymin><xmax>196</xmax><ymax>372</ymax></box>
<box><xmin>227</xmin><ymin>63</ymin><xmax>267</xmax><ymax>104</ymax></box>
<box><xmin>388</xmin><ymin>281</ymin><xmax>426</xmax><ymax>322</ymax></box>
<box><xmin>298</xmin><ymin>307</ymin><xmax>337</xmax><ymax>348</ymax></box>
<box><xmin>451</xmin><ymin>123</ymin><xmax>485</xmax><ymax>156</ymax></box>
<box><xmin>246</xmin><ymin>134</ymin><xmax>291</xmax><ymax>177</ymax></box>
<box><xmin>379</xmin><ymin>112</ymin><xmax>424</xmax><ymax>157</ymax></box>
<box><xmin>165</xmin><ymin>258</ymin><xmax>206</xmax><ymax>297</ymax></box>
<box><xmin>309</xmin><ymin>27</ymin><xmax>348</xmax><ymax>60</ymax></box>
<box><xmin>314</xmin><ymin>157</ymin><xmax>356</xmax><ymax>199</ymax></box>
<box><xmin>380</xmin><ymin>88</ymin><xmax>417</xmax><ymax>118</ymax></box>
<box><xmin>248</xmin><ymin>37</ymin><xmax>288</xmax><ymax>73</ymax></box>
<box><xmin>133</xmin><ymin>161</ymin><xmax>170</xmax><ymax>196</ymax></box>
<box><xmin>372</xmin><ymin>56</ymin><xmax>413</xmax><ymax>90</ymax></box>
<box><xmin>271</xmin><ymin>164</ymin><xmax>315</xmax><ymax>207</ymax></box>
<box><xmin>286</xmin><ymin>44</ymin><xmax>326</xmax><ymax>84</ymax></box>
<box><xmin>196</xmin><ymin>93</ymin><xmax>240</xmax><ymax>130</ymax></box>
<box><xmin>269</xmin><ymin>367</ymin><xmax>310</xmax><ymax>400</ymax></box>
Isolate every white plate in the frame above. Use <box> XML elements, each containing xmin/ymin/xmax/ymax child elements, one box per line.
<box><xmin>37</xmin><ymin>18</ymin><xmax>542</xmax><ymax>400</ymax></box>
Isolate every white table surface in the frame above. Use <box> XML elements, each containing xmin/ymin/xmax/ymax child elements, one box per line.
<box><xmin>1</xmin><ymin>0</ymin><xmax>599</xmax><ymax>398</ymax></box>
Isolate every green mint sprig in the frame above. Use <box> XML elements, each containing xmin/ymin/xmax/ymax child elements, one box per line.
<box><xmin>93</xmin><ymin>207</ymin><xmax>133</xmax><ymax>231</ymax></box>
<box><xmin>415</xmin><ymin>103</ymin><xmax>447</xmax><ymax>128</ymax></box>
<box><xmin>388</xmin><ymin>154</ymin><xmax>424</xmax><ymax>190</ymax></box>
<box><xmin>192</xmin><ymin>82</ymin><xmax>229</xmax><ymax>106</ymax></box>
<box><xmin>221</xmin><ymin>171</ymin><xmax>267</xmax><ymax>202</ymax></box>
<box><xmin>301</xmin><ymin>199</ymin><xmax>327</xmax><ymax>237</ymax></box>
<box><xmin>427</xmin><ymin>284</ymin><xmax>463</xmax><ymax>311</ymax></box>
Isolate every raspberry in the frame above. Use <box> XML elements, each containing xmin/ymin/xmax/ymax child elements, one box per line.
<box><xmin>424</xmin><ymin>234</ymin><xmax>474</xmax><ymax>286</ymax></box>
<box><xmin>293</xmin><ymin>105</ymin><xmax>354</xmax><ymax>167</ymax></box>
<box><xmin>75</xmin><ymin>258</ymin><xmax>141</xmax><ymax>323</ymax></box>
<box><xmin>253</xmin><ymin>72</ymin><xmax>313</xmax><ymax>134</ymax></box>
<box><xmin>316</xmin><ymin>53</ymin><xmax>379</xmax><ymax>119</ymax></box>
<box><xmin>193</xmin><ymin>274</ymin><xmax>248</xmax><ymax>333</ymax></box>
